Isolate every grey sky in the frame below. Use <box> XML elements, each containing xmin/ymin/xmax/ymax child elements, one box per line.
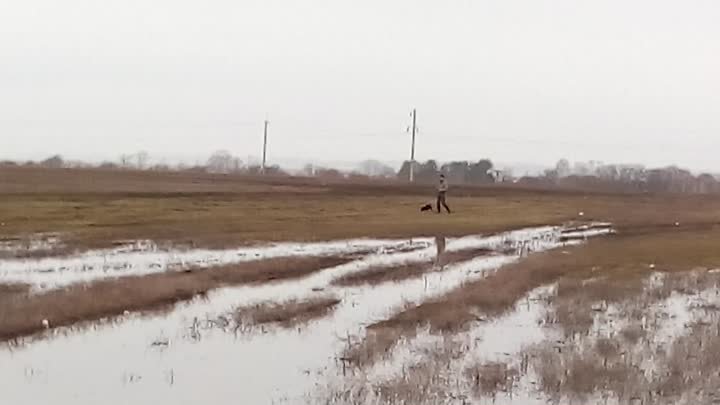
<box><xmin>2</xmin><ymin>0</ymin><xmax>719</xmax><ymax>171</ymax></box>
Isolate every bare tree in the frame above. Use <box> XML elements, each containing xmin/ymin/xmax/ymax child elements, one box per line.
<box><xmin>232</xmin><ymin>157</ymin><xmax>243</xmax><ymax>173</ymax></box>
<box><xmin>302</xmin><ymin>163</ymin><xmax>315</xmax><ymax>176</ymax></box>
<box><xmin>40</xmin><ymin>155</ymin><xmax>64</xmax><ymax>169</ymax></box>
<box><xmin>119</xmin><ymin>154</ymin><xmax>133</xmax><ymax>169</ymax></box>
<box><xmin>135</xmin><ymin>151</ymin><xmax>150</xmax><ymax>170</ymax></box>
<box><xmin>207</xmin><ymin>150</ymin><xmax>235</xmax><ymax>174</ymax></box>
<box><xmin>99</xmin><ymin>161</ymin><xmax>118</xmax><ymax>170</ymax></box>
<box><xmin>358</xmin><ymin>160</ymin><xmax>395</xmax><ymax>177</ymax></box>
<box><xmin>555</xmin><ymin>159</ymin><xmax>571</xmax><ymax>178</ymax></box>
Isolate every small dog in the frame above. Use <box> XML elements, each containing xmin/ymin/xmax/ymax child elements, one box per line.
<box><xmin>420</xmin><ymin>203</ymin><xmax>433</xmax><ymax>212</ymax></box>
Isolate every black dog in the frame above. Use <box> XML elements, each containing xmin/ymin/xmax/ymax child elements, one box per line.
<box><xmin>420</xmin><ymin>203</ymin><xmax>433</xmax><ymax>212</ymax></box>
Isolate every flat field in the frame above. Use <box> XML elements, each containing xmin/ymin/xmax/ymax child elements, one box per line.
<box><xmin>2</xmin><ymin>167</ymin><xmax>720</xmax><ymax>404</ymax></box>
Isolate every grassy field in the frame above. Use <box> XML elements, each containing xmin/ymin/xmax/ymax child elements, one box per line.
<box><xmin>3</xmin><ymin>166</ymin><xmax>720</xmax><ymax>255</ymax></box>
<box><xmin>2</xmin><ymin>169</ymin><xmax>720</xmax><ymax>329</ymax></box>
<box><xmin>5</xmin><ymin>167</ymin><xmax>720</xmax><ymax>402</ymax></box>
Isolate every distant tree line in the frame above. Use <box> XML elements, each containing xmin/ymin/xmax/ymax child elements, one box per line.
<box><xmin>4</xmin><ymin>154</ymin><xmax>720</xmax><ymax>194</ymax></box>
<box><xmin>520</xmin><ymin>159</ymin><xmax>720</xmax><ymax>194</ymax></box>
<box><xmin>0</xmin><ymin>153</ymin><xmax>395</xmax><ymax>181</ymax></box>
<box><xmin>397</xmin><ymin>159</ymin><xmax>499</xmax><ymax>184</ymax></box>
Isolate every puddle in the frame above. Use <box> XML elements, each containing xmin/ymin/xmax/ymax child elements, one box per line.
<box><xmin>515</xmin><ymin>271</ymin><xmax>720</xmax><ymax>405</ymax></box>
<box><xmin>0</xmin><ymin>224</ymin><xmax>613</xmax><ymax>405</ymax></box>
<box><xmin>0</xmin><ymin>238</ymin><xmax>433</xmax><ymax>289</ymax></box>
<box><xmin>317</xmin><ymin>286</ymin><xmax>559</xmax><ymax>405</ymax></box>
<box><xmin>560</xmin><ymin>222</ymin><xmax>615</xmax><ymax>241</ymax></box>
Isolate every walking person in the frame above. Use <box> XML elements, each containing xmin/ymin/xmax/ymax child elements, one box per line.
<box><xmin>437</xmin><ymin>174</ymin><xmax>451</xmax><ymax>213</ymax></box>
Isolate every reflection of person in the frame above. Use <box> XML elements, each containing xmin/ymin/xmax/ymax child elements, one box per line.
<box><xmin>435</xmin><ymin>235</ymin><xmax>446</xmax><ymax>266</ymax></box>
<box><xmin>437</xmin><ymin>174</ymin><xmax>451</xmax><ymax>214</ymax></box>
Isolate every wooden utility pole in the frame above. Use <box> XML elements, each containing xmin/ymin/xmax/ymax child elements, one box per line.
<box><xmin>409</xmin><ymin>108</ymin><xmax>417</xmax><ymax>182</ymax></box>
<box><xmin>261</xmin><ymin>119</ymin><xmax>269</xmax><ymax>173</ymax></box>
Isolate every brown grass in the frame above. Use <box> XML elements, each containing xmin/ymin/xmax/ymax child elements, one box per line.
<box><xmin>371</xmin><ymin>227</ymin><xmax>720</xmax><ymax>337</ymax></box>
<box><xmin>332</xmin><ymin>247</ymin><xmax>492</xmax><ymax>286</ymax></box>
<box><xmin>653</xmin><ymin>321</ymin><xmax>720</xmax><ymax>400</ymax></box>
<box><xmin>330</xmin><ymin>338</ymin><xmax>518</xmax><ymax>403</ymax></box>
<box><xmin>341</xmin><ymin>327</ymin><xmax>411</xmax><ymax>368</ymax></box>
<box><xmin>333</xmin><ymin>268</ymin><xmax>720</xmax><ymax>403</ymax></box>
<box><xmin>465</xmin><ymin>361</ymin><xmax>518</xmax><ymax>397</ymax></box>
<box><xmin>549</xmin><ymin>269</ymin><xmax>720</xmax><ymax>338</ymax></box>
<box><xmin>521</xmin><ymin>267</ymin><xmax>720</xmax><ymax>403</ymax></box>
<box><xmin>368</xmin><ymin>338</ymin><xmax>465</xmax><ymax>404</ymax></box>
<box><xmin>234</xmin><ymin>296</ymin><xmax>341</xmax><ymax>329</ymax></box>
<box><xmin>0</xmin><ymin>283</ymin><xmax>31</xmax><ymax>311</ymax></box>
<box><xmin>345</xmin><ymin>227</ymin><xmax>720</xmax><ymax>370</ymax></box>
<box><xmin>525</xmin><ymin>342</ymin><xmax>646</xmax><ymax>401</ymax></box>
<box><xmin>326</xmin><ymin>221</ymin><xmax>720</xmax><ymax>403</ymax></box>
<box><xmin>370</xmin><ymin>250</ymin><xmax>573</xmax><ymax>333</ymax></box>
<box><xmin>0</xmin><ymin>255</ymin><xmax>352</xmax><ymax>341</ymax></box>
<box><xmin>0</xmin><ymin>283</ymin><xmax>30</xmax><ymax>296</ymax></box>
<box><xmin>6</xmin><ymin>166</ymin><xmax>720</xmax><ymax>257</ymax></box>
<box><xmin>620</xmin><ymin>325</ymin><xmax>646</xmax><ymax>344</ymax></box>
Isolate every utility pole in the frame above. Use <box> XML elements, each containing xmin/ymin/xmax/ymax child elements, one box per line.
<box><xmin>409</xmin><ymin>108</ymin><xmax>417</xmax><ymax>182</ymax></box>
<box><xmin>261</xmin><ymin>119</ymin><xmax>269</xmax><ymax>174</ymax></box>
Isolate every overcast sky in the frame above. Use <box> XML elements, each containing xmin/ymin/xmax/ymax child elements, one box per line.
<box><xmin>2</xmin><ymin>0</ymin><xmax>719</xmax><ymax>171</ymax></box>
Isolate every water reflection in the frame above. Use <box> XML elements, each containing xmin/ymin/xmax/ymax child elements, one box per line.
<box><xmin>434</xmin><ymin>235</ymin><xmax>446</xmax><ymax>266</ymax></box>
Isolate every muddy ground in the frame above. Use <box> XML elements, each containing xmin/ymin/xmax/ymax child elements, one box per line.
<box><xmin>4</xmin><ymin>169</ymin><xmax>720</xmax><ymax>404</ymax></box>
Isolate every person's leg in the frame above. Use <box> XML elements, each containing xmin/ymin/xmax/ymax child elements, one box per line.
<box><xmin>441</xmin><ymin>193</ymin><xmax>451</xmax><ymax>213</ymax></box>
<box><xmin>436</xmin><ymin>193</ymin><xmax>442</xmax><ymax>213</ymax></box>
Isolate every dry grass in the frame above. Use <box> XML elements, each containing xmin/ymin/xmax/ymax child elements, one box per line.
<box><xmin>333</xmin><ymin>262</ymin><xmax>435</xmax><ymax>286</ymax></box>
<box><xmin>340</xmin><ymin>227</ymin><xmax>720</xmax><ymax>374</ymax></box>
<box><xmin>367</xmin><ymin>338</ymin><xmax>466</xmax><ymax>404</ymax></box>
<box><xmin>316</xmin><ymin>211</ymin><xmax>720</xmax><ymax>403</ymax></box>
<box><xmin>652</xmin><ymin>322</ymin><xmax>720</xmax><ymax>400</ymax></box>
<box><xmin>464</xmin><ymin>361</ymin><xmax>518</xmax><ymax>397</ymax></box>
<box><xmin>328</xmin><ymin>337</ymin><xmax>518</xmax><ymax>404</ymax></box>
<box><xmin>333</xmin><ymin>267</ymin><xmax>720</xmax><ymax>403</ymax></box>
<box><xmin>341</xmin><ymin>327</ymin><xmax>411</xmax><ymax>368</ymax></box>
<box><xmin>549</xmin><ymin>276</ymin><xmax>647</xmax><ymax>337</ymax></box>
<box><xmin>234</xmin><ymin>296</ymin><xmax>341</xmax><ymax>329</ymax></box>
<box><xmin>0</xmin><ymin>283</ymin><xmax>31</xmax><ymax>311</ymax></box>
<box><xmin>0</xmin><ymin>255</ymin><xmax>351</xmax><ymax>341</ymax></box>
<box><xmin>371</xmin><ymin>227</ymin><xmax>720</xmax><ymax>335</ymax></box>
<box><xmin>522</xmin><ymin>268</ymin><xmax>720</xmax><ymax>404</ymax></box>
<box><xmin>332</xmin><ymin>247</ymin><xmax>492</xmax><ymax>286</ymax></box>
<box><xmin>6</xmin><ymin>166</ymin><xmax>720</xmax><ymax>257</ymax></box>
<box><xmin>0</xmin><ymin>283</ymin><xmax>30</xmax><ymax>296</ymax></box>
<box><xmin>549</xmin><ymin>269</ymin><xmax>720</xmax><ymax>338</ymax></box>
<box><xmin>525</xmin><ymin>342</ymin><xmax>646</xmax><ymax>401</ymax></box>
<box><xmin>370</xmin><ymin>249</ymin><xmax>576</xmax><ymax>333</ymax></box>
<box><xmin>620</xmin><ymin>325</ymin><xmax>647</xmax><ymax>345</ymax></box>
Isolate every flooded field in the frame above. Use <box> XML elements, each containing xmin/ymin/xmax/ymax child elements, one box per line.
<box><xmin>8</xmin><ymin>224</ymin><xmax>696</xmax><ymax>405</ymax></box>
